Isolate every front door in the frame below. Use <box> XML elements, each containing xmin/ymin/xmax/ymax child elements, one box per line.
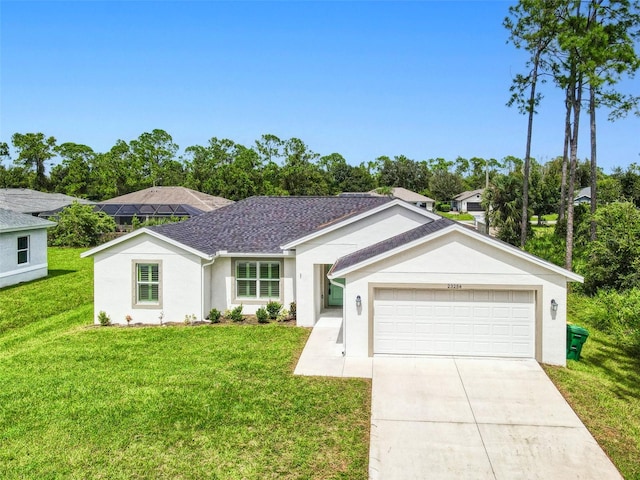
<box><xmin>324</xmin><ymin>265</ymin><xmax>344</xmax><ymax>307</ymax></box>
<box><xmin>328</xmin><ymin>278</ymin><xmax>345</xmax><ymax>306</ymax></box>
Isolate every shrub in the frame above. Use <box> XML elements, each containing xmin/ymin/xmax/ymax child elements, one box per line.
<box><xmin>256</xmin><ymin>307</ymin><xmax>269</xmax><ymax>323</ymax></box>
<box><xmin>49</xmin><ymin>202</ymin><xmax>116</xmax><ymax>247</ymax></box>
<box><xmin>584</xmin><ymin>289</ymin><xmax>640</xmax><ymax>356</ymax></box>
<box><xmin>228</xmin><ymin>305</ymin><xmax>244</xmax><ymax>322</ymax></box>
<box><xmin>277</xmin><ymin>309</ymin><xmax>290</xmax><ymax>322</ymax></box>
<box><xmin>97</xmin><ymin>311</ymin><xmax>111</xmax><ymax>326</ymax></box>
<box><xmin>584</xmin><ymin>202</ymin><xmax>640</xmax><ymax>293</ymax></box>
<box><xmin>289</xmin><ymin>301</ymin><xmax>297</xmax><ymax>320</ymax></box>
<box><xmin>184</xmin><ymin>314</ymin><xmax>197</xmax><ymax>325</ymax></box>
<box><xmin>266</xmin><ymin>301</ymin><xmax>282</xmax><ymax>320</ymax></box>
<box><xmin>438</xmin><ymin>203</ymin><xmax>451</xmax><ymax>212</ymax></box>
<box><xmin>208</xmin><ymin>308</ymin><xmax>221</xmax><ymax>323</ymax></box>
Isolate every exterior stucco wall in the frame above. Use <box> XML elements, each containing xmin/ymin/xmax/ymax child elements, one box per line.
<box><xmin>0</xmin><ymin>228</ymin><xmax>49</xmax><ymax>289</ymax></box>
<box><xmin>294</xmin><ymin>205</ymin><xmax>430</xmax><ymax>326</ymax></box>
<box><xmin>340</xmin><ymin>231</ymin><xmax>570</xmax><ymax>366</ymax></box>
<box><xmin>93</xmin><ymin>234</ymin><xmax>202</xmax><ymax>325</ymax></box>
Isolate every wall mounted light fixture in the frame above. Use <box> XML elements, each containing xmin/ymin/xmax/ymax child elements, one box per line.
<box><xmin>356</xmin><ymin>295</ymin><xmax>362</xmax><ymax>308</ymax></box>
<box><xmin>551</xmin><ymin>299</ymin><xmax>558</xmax><ymax>312</ymax></box>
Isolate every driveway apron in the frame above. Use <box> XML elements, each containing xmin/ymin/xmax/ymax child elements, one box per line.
<box><xmin>369</xmin><ymin>357</ymin><xmax>622</xmax><ymax>480</ymax></box>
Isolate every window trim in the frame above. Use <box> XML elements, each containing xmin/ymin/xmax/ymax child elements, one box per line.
<box><xmin>132</xmin><ymin>260</ymin><xmax>163</xmax><ymax>309</ymax></box>
<box><xmin>17</xmin><ymin>235</ymin><xmax>30</xmax><ymax>265</ymax></box>
<box><xmin>233</xmin><ymin>259</ymin><xmax>282</xmax><ymax>303</ymax></box>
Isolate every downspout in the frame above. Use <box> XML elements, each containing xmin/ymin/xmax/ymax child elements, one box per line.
<box><xmin>201</xmin><ymin>257</ymin><xmax>215</xmax><ymax>321</ymax></box>
<box><xmin>329</xmin><ymin>277</ymin><xmax>347</xmax><ymax>356</ymax></box>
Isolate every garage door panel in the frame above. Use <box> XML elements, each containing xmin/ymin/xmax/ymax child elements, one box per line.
<box><xmin>374</xmin><ymin>288</ymin><xmax>534</xmax><ymax>358</ymax></box>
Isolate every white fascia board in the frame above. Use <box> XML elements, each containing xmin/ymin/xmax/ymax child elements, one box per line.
<box><xmin>216</xmin><ymin>251</ymin><xmax>295</xmax><ymax>258</ymax></box>
<box><xmin>80</xmin><ymin>228</ymin><xmax>212</xmax><ymax>260</ymax></box>
<box><xmin>0</xmin><ymin>223</ymin><xmax>55</xmax><ymax>234</ymax></box>
<box><xmin>280</xmin><ymin>199</ymin><xmax>440</xmax><ymax>250</ymax></box>
<box><xmin>329</xmin><ymin>223</ymin><xmax>584</xmax><ymax>283</ymax></box>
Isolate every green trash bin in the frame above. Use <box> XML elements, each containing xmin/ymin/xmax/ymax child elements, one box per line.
<box><xmin>566</xmin><ymin>324</ymin><xmax>589</xmax><ymax>360</ymax></box>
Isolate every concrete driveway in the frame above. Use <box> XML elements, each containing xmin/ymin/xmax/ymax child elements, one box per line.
<box><xmin>369</xmin><ymin>357</ymin><xmax>622</xmax><ymax>480</ymax></box>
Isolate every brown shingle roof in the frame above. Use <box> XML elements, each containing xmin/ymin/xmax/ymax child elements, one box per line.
<box><xmin>101</xmin><ymin>186</ymin><xmax>232</xmax><ymax>211</ymax></box>
<box><xmin>152</xmin><ymin>195</ymin><xmax>393</xmax><ymax>255</ymax></box>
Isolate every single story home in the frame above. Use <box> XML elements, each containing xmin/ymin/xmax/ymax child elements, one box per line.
<box><xmin>94</xmin><ymin>186</ymin><xmax>233</xmax><ymax>227</ymax></box>
<box><xmin>82</xmin><ymin>195</ymin><xmax>582</xmax><ymax>366</ymax></box>
<box><xmin>0</xmin><ymin>208</ymin><xmax>56</xmax><ymax>288</ymax></box>
<box><xmin>452</xmin><ymin>189</ymin><xmax>484</xmax><ymax>212</ymax></box>
<box><xmin>368</xmin><ymin>187</ymin><xmax>436</xmax><ymax>211</ymax></box>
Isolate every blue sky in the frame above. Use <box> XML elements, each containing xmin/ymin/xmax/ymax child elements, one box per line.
<box><xmin>1</xmin><ymin>1</ymin><xmax>638</xmax><ymax>173</ymax></box>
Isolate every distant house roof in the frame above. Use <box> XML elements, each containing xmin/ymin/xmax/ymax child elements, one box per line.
<box><xmin>149</xmin><ymin>196</ymin><xmax>394</xmax><ymax>255</ymax></box>
<box><xmin>575</xmin><ymin>187</ymin><xmax>591</xmax><ymax>201</ymax></box>
<box><xmin>100</xmin><ymin>186</ymin><xmax>233</xmax><ymax>212</ymax></box>
<box><xmin>0</xmin><ymin>208</ymin><xmax>56</xmax><ymax>233</ymax></box>
<box><xmin>329</xmin><ymin>218</ymin><xmax>454</xmax><ymax>274</ymax></box>
<box><xmin>454</xmin><ymin>189</ymin><xmax>484</xmax><ymax>201</ymax></box>
<box><xmin>0</xmin><ymin>188</ymin><xmax>93</xmax><ymax>216</ymax></box>
<box><xmin>368</xmin><ymin>187</ymin><xmax>435</xmax><ymax>203</ymax></box>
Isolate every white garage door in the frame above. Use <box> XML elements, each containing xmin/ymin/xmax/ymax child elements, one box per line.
<box><xmin>374</xmin><ymin>289</ymin><xmax>535</xmax><ymax>358</ymax></box>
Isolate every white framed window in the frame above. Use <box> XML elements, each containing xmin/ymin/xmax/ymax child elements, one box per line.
<box><xmin>236</xmin><ymin>261</ymin><xmax>280</xmax><ymax>299</ymax></box>
<box><xmin>133</xmin><ymin>261</ymin><xmax>162</xmax><ymax>307</ymax></box>
<box><xmin>17</xmin><ymin>236</ymin><xmax>29</xmax><ymax>265</ymax></box>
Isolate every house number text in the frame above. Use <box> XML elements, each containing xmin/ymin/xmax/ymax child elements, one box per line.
<box><xmin>447</xmin><ymin>284</ymin><xmax>463</xmax><ymax>289</ymax></box>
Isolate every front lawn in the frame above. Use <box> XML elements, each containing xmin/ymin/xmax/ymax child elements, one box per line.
<box><xmin>543</xmin><ymin>293</ymin><xmax>640</xmax><ymax>480</ymax></box>
<box><xmin>0</xmin><ymin>249</ymin><xmax>371</xmax><ymax>479</ymax></box>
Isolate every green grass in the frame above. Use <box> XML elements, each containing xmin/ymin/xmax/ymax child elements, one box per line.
<box><xmin>0</xmin><ymin>248</ymin><xmax>371</xmax><ymax>479</ymax></box>
<box><xmin>437</xmin><ymin>211</ymin><xmax>475</xmax><ymax>221</ymax></box>
<box><xmin>543</xmin><ymin>293</ymin><xmax>640</xmax><ymax>480</ymax></box>
<box><xmin>531</xmin><ymin>213</ymin><xmax>558</xmax><ymax>222</ymax></box>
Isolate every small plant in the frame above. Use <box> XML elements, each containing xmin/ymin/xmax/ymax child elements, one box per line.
<box><xmin>256</xmin><ymin>307</ymin><xmax>269</xmax><ymax>323</ymax></box>
<box><xmin>208</xmin><ymin>308</ymin><xmax>221</xmax><ymax>323</ymax></box>
<box><xmin>184</xmin><ymin>314</ymin><xmax>197</xmax><ymax>325</ymax></box>
<box><xmin>229</xmin><ymin>305</ymin><xmax>244</xmax><ymax>322</ymax></box>
<box><xmin>97</xmin><ymin>311</ymin><xmax>111</xmax><ymax>326</ymax></box>
<box><xmin>277</xmin><ymin>309</ymin><xmax>290</xmax><ymax>322</ymax></box>
<box><xmin>125</xmin><ymin>314</ymin><xmax>132</xmax><ymax>326</ymax></box>
<box><xmin>289</xmin><ymin>301</ymin><xmax>297</xmax><ymax>320</ymax></box>
<box><xmin>266</xmin><ymin>301</ymin><xmax>282</xmax><ymax>320</ymax></box>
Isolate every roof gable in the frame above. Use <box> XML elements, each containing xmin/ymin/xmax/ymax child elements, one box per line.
<box><xmin>281</xmin><ymin>198</ymin><xmax>441</xmax><ymax>249</ymax></box>
<box><xmin>329</xmin><ymin>221</ymin><xmax>583</xmax><ymax>282</ymax></box>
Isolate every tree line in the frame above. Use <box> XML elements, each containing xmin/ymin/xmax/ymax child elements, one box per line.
<box><xmin>0</xmin><ymin>130</ymin><xmax>526</xmax><ymax>202</ymax></box>
<box><xmin>2</xmin><ymin>130</ymin><xmax>639</xmax><ymax>221</ymax></box>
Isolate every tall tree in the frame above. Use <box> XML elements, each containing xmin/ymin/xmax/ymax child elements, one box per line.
<box><xmin>505</xmin><ymin>0</ymin><xmax>560</xmax><ymax>247</ymax></box>
<box><xmin>11</xmin><ymin>132</ymin><xmax>57</xmax><ymax>190</ymax></box>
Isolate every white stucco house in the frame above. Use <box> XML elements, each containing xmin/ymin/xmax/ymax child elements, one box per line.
<box><xmin>0</xmin><ymin>208</ymin><xmax>56</xmax><ymax>288</ymax></box>
<box><xmin>82</xmin><ymin>195</ymin><xmax>582</xmax><ymax>366</ymax></box>
<box><xmin>452</xmin><ymin>189</ymin><xmax>484</xmax><ymax>212</ymax></box>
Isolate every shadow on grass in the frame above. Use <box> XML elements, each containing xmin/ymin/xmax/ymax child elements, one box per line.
<box><xmin>0</xmin><ymin>269</ymin><xmax>77</xmax><ymax>292</ymax></box>
<box><xmin>577</xmin><ymin>334</ymin><xmax>640</xmax><ymax>401</ymax></box>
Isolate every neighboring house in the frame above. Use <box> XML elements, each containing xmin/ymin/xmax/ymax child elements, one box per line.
<box><xmin>94</xmin><ymin>186</ymin><xmax>233</xmax><ymax>227</ymax></box>
<box><xmin>452</xmin><ymin>189</ymin><xmax>484</xmax><ymax>212</ymax></box>
<box><xmin>82</xmin><ymin>195</ymin><xmax>582</xmax><ymax>366</ymax></box>
<box><xmin>0</xmin><ymin>188</ymin><xmax>93</xmax><ymax>217</ymax></box>
<box><xmin>368</xmin><ymin>187</ymin><xmax>435</xmax><ymax>211</ymax></box>
<box><xmin>574</xmin><ymin>187</ymin><xmax>591</xmax><ymax>205</ymax></box>
<box><xmin>0</xmin><ymin>208</ymin><xmax>56</xmax><ymax>288</ymax></box>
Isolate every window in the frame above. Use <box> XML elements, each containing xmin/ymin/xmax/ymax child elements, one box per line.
<box><xmin>17</xmin><ymin>236</ymin><xmax>29</xmax><ymax>264</ymax></box>
<box><xmin>236</xmin><ymin>261</ymin><xmax>280</xmax><ymax>299</ymax></box>
<box><xmin>136</xmin><ymin>263</ymin><xmax>160</xmax><ymax>304</ymax></box>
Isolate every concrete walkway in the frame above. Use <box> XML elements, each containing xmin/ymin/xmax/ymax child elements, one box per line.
<box><xmin>293</xmin><ymin>314</ymin><xmax>373</xmax><ymax>378</ymax></box>
<box><xmin>294</xmin><ymin>321</ymin><xmax>622</xmax><ymax>479</ymax></box>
